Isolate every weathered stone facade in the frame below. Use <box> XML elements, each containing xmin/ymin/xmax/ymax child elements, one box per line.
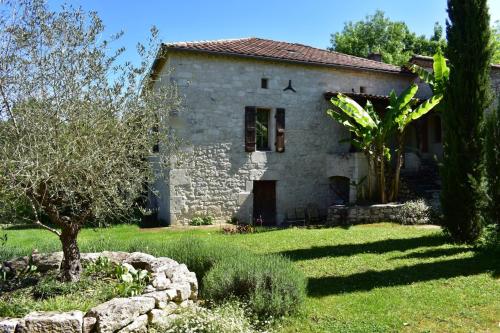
<box><xmin>150</xmin><ymin>43</ymin><xmax>500</xmax><ymax>226</ymax></box>
<box><xmin>152</xmin><ymin>51</ymin><xmax>421</xmax><ymax>225</ymax></box>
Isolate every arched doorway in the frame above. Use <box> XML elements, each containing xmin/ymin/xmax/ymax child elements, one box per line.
<box><xmin>329</xmin><ymin>176</ymin><xmax>350</xmax><ymax>205</ymax></box>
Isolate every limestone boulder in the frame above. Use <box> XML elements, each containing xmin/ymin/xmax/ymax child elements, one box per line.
<box><xmin>20</xmin><ymin>311</ymin><xmax>83</xmax><ymax>333</ymax></box>
<box><xmin>123</xmin><ymin>252</ymin><xmax>157</xmax><ymax>271</ymax></box>
<box><xmin>164</xmin><ymin>264</ymin><xmax>190</xmax><ymax>279</ymax></box>
<box><xmin>31</xmin><ymin>252</ymin><xmax>63</xmax><ymax>272</ymax></box>
<box><xmin>151</xmin><ymin>257</ymin><xmax>177</xmax><ymax>273</ymax></box>
<box><xmin>169</xmin><ymin>268</ymin><xmax>198</xmax><ymax>300</ymax></box>
<box><xmin>151</xmin><ymin>272</ymin><xmax>171</xmax><ymax>290</ymax></box>
<box><xmin>0</xmin><ymin>318</ymin><xmax>20</xmax><ymax>333</ymax></box>
<box><xmin>2</xmin><ymin>256</ymin><xmax>29</xmax><ymax>275</ymax></box>
<box><xmin>80</xmin><ymin>253</ymin><xmax>103</xmax><ymax>264</ymax></box>
<box><xmin>82</xmin><ymin>316</ymin><xmax>96</xmax><ymax>333</ymax></box>
<box><xmin>170</xmin><ymin>282</ymin><xmax>191</xmax><ymax>302</ymax></box>
<box><xmin>116</xmin><ymin>314</ymin><xmax>148</xmax><ymax>333</ymax></box>
<box><xmin>100</xmin><ymin>251</ymin><xmax>130</xmax><ymax>264</ymax></box>
<box><xmin>85</xmin><ymin>297</ymin><xmax>154</xmax><ymax>333</ymax></box>
<box><xmin>147</xmin><ymin>309</ymin><xmax>176</xmax><ymax>327</ymax></box>
<box><xmin>143</xmin><ymin>290</ymin><xmax>176</xmax><ymax>308</ymax></box>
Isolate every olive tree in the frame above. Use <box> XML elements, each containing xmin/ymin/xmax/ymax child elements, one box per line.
<box><xmin>0</xmin><ymin>0</ymin><xmax>181</xmax><ymax>281</ymax></box>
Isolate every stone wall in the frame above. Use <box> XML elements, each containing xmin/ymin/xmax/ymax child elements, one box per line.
<box><xmin>153</xmin><ymin>51</ymin><xmax>421</xmax><ymax>225</ymax></box>
<box><xmin>0</xmin><ymin>252</ymin><xmax>198</xmax><ymax>333</ymax></box>
<box><xmin>327</xmin><ymin>203</ymin><xmax>405</xmax><ymax>225</ymax></box>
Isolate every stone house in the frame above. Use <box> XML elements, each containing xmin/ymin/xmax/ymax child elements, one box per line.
<box><xmin>148</xmin><ymin>37</ymin><xmax>500</xmax><ymax>226</ymax></box>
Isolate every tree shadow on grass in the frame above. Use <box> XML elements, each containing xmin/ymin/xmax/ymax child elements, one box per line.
<box><xmin>392</xmin><ymin>247</ymin><xmax>471</xmax><ymax>260</ymax></box>
<box><xmin>280</xmin><ymin>234</ymin><xmax>449</xmax><ymax>261</ymax></box>
<box><xmin>307</xmin><ymin>252</ymin><xmax>499</xmax><ymax>297</ymax></box>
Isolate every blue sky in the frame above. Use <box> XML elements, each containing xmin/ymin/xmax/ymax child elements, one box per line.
<box><xmin>49</xmin><ymin>0</ymin><xmax>499</xmax><ymax>64</ymax></box>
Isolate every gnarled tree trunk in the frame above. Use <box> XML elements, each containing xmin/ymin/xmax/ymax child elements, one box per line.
<box><xmin>59</xmin><ymin>225</ymin><xmax>82</xmax><ymax>282</ymax></box>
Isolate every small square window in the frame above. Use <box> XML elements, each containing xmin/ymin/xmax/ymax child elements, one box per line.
<box><xmin>261</xmin><ymin>78</ymin><xmax>268</xmax><ymax>89</ymax></box>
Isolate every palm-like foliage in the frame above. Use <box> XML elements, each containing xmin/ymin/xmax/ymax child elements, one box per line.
<box><xmin>327</xmin><ymin>84</ymin><xmax>442</xmax><ymax>203</ymax></box>
<box><xmin>408</xmin><ymin>50</ymin><xmax>449</xmax><ymax>108</ymax></box>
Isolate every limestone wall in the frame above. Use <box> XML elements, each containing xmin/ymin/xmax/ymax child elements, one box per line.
<box><xmin>154</xmin><ymin>51</ymin><xmax>421</xmax><ymax>225</ymax></box>
<box><xmin>327</xmin><ymin>204</ymin><xmax>405</xmax><ymax>225</ymax></box>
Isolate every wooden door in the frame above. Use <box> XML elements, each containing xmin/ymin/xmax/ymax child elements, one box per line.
<box><xmin>253</xmin><ymin>181</ymin><xmax>276</xmax><ymax>225</ymax></box>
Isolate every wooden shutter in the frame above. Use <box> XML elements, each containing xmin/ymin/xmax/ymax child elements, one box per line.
<box><xmin>245</xmin><ymin>106</ymin><xmax>256</xmax><ymax>152</ymax></box>
<box><xmin>275</xmin><ymin>108</ymin><xmax>285</xmax><ymax>152</ymax></box>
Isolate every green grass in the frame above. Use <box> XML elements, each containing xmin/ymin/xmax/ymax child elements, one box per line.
<box><xmin>0</xmin><ymin>267</ymin><xmax>119</xmax><ymax>317</ymax></box>
<box><xmin>1</xmin><ymin>223</ymin><xmax>499</xmax><ymax>333</ymax></box>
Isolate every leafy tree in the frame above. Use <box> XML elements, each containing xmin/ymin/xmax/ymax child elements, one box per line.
<box><xmin>327</xmin><ymin>86</ymin><xmax>442</xmax><ymax>203</ymax></box>
<box><xmin>485</xmin><ymin>98</ymin><xmax>500</xmax><ymax>225</ymax></box>
<box><xmin>492</xmin><ymin>21</ymin><xmax>500</xmax><ymax>64</ymax></box>
<box><xmin>330</xmin><ymin>10</ymin><xmax>447</xmax><ymax>65</ymax></box>
<box><xmin>441</xmin><ymin>0</ymin><xmax>493</xmax><ymax>243</ymax></box>
<box><xmin>0</xmin><ymin>0</ymin><xmax>181</xmax><ymax>281</ymax></box>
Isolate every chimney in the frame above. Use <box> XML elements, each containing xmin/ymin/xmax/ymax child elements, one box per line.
<box><xmin>368</xmin><ymin>53</ymin><xmax>382</xmax><ymax>62</ymax></box>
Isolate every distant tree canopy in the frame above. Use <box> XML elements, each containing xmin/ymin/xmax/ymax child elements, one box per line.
<box><xmin>330</xmin><ymin>10</ymin><xmax>447</xmax><ymax>65</ymax></box>
<box><xmin>493</xmin><ymin>20</ymin><xmax>500</xmax><ymax>64</ymax></box>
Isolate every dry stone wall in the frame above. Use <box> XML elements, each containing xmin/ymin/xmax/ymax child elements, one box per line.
<box><xmin>327</xmin><ymin>204</ymin><xmax>405</xmax><ymax>225</ymax></box>
<box><xmin>0</xmin><ymin>252</ymin><xmax>198</xmax><ymax>333</ymax></box>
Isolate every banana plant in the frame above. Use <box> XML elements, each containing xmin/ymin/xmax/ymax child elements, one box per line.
<box><xmin>386</xmin><ymin>85</ymin><xmax>443</xmax><ymax>201</ymax></box>
<box><xmin>408</xmin><ymin>49</ymin><xmax>449</xmax><ymax>111</ymax></box>
<box><xmin>328</xmin><ymin>94</ymin><xmax>389</xmax><ymax>203</ymax></box>
<box><xmin>327</xmin><ymin>85</ymin><xmax>443</xmax><ymax>203</ymax></box>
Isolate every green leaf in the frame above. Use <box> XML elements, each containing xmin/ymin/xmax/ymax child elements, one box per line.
<box><xmin>409</xmin><ymin>63</ymin><xmax>434</xmax><ymax>86</ymax></box>
<box><xmin>389</xmin><ymin>90</ymin><xmax>398</xmax><ymax>107</ymax></box>
<box><xmin>432</xmin><ymin>50</ymin><xmax>449</xmax><ymax>94</ymax></box>
<box><xmin>395</xmin><ymin>84</ymin><xmax>418</xmax><ymax>110</ymax></box>
<box><xmin>327</xmin><ymin>109</ymin><xmax>362</xmax><ymax>137</ymax></box>
<box><xmin>406</xmin><ymin>94</ymin><xmax>443</xmax><ymax>125</ymax></box>
<box><xmin>330</xmin><ymin>94</ymin><xmax>377</xmax><ymax>129</ymax></box>
<box><xmin>365</xmin><ymin>100</ymin><xmax>380</xmax><ymax>125</ymax></box>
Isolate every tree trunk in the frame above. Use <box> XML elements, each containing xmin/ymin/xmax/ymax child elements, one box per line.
<box><xmin>365</xmin><ymin>152</ymin><xmax>375</xmax><ymax>201</ymax></box>
<box><xmin>379</xmin><ymin>145</ymin><xmax>387</xmax><ymax>204</ymax></box>
<box><xmin>392</xmin><ymin>133</ymin><xmax>405</xmax><ymax>202</ymax></box>
<box><xmin>59</xmin><ymin>226</ymin><xmax>82</xmax><ymax>282</ymax></box>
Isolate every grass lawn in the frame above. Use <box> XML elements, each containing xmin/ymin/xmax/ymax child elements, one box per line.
<box><xmin>1</xmin><ymin>223</ymin><xmax>499</xmax><ymax>333</ymax></box>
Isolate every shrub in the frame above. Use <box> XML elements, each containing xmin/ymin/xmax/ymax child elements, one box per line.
<box><xmin>476</xmin><ymin>224</ymin><xmax>500</xmax><ymax>252</ymax></box>
<box><xmin>33</xmin><ymin>275</ymin><xmax>83</xmax><ymax>300</ymax></box>
<box><xmin>400</xmin><ymin>199</ymin><xmax>432</xmax><ymax>225</ymax></box>
<box><xmin>145</xmin><ymin>238</ymin><xmax>238</xmax><ymax>286</ymax></box>
<box><xmin>150</xmin><ymin>302</ymin><xmax>259</xmax><ymax>333</ymax></box>
<box><xmin>485</xmin><ymin>99</ymin><xmax>500</xmax><ymax>225</ymax></box>
<box><xmin>202</xmin><ymin>253</ymin><xmax>306</xmax><ymax>319</ymax></box>
<box><xmin>190</xmin><ymin>216</ymin><xmax>214</xmax><ymax>226</ymax></box>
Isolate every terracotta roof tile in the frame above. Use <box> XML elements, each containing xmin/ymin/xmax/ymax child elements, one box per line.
<box><xmin>163</xmin><ymin>37</ymin><xmax>404</xmax><ymax>73</ymax></box>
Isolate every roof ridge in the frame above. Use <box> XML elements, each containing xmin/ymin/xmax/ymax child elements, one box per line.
<box><xmin>164</xmin><ymin>37</ymin><xmax>255</xmax><ymax>46</ymax></box>
<box><xmin>250</xmin><ymin>37</ymin><xmax>400</xmax><ymax>68</ymax></box>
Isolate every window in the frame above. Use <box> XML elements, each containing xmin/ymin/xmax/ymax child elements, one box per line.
<box><xmin>256</xmin><ymin>108</ymin><xmax>270</xmax><ymax>150</ymax></box>
<box><xmin>261</xmin><ymin>78</ymin><xmax>268</xmax><ymax>89</ymax></box>
<box><xmin>245</xmin><ymin>106</ymin><xmax>285</xmax><ymax>153</ymax></box>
